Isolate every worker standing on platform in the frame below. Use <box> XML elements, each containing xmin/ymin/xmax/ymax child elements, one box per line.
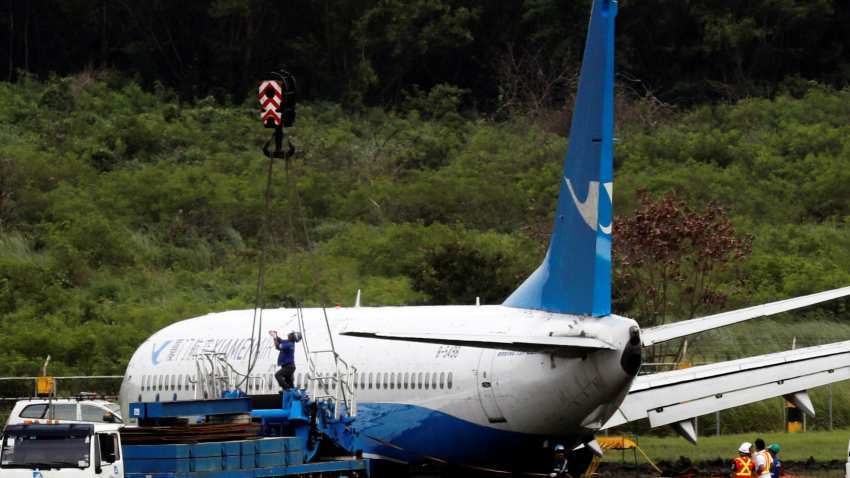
<box><xmin>270</xmin><ymin>330</ymin><xmax>301</xmax><ymax>389</ymax></box>
<box><xmin>753</xmin><ymin>439</ymin><xmax>773</xmax><ymax>478</ymax></box>
<box><xmin>731</xmin><ymin>442</ymin><xmax>754</xmax><ymax>478</ymax></box>
<box><xmin>768</xmin><ymin>444</ymin><xmax>782</xmax><ymax>478</ymax></box>
<box><xmin>550</xmin><ymin>444</ymin><xmax>570</xmax><ymax>478</ymax></box>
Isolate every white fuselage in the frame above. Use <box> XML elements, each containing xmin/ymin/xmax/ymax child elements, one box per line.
<box><xmin>119</xmin><ymin>305</ymin><xmax>639</xmax><ymax>469</ymax></box>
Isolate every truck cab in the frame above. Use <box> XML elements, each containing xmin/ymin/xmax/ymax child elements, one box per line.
<box><xmin>0</xmin><ymin>423</ymin><xmax>123</xmax><ymax>478</ymax></box>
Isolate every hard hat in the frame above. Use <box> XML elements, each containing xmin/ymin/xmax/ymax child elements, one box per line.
<box><xmin>768</xmin><ymin>444</ymin><xmax>780</xmax><ymax>454</ymax></box>
<box><xmin>738</xmin><ymin>442</ymin><xmax>752</xmax><ymax>454</ymax></box>
<box><xmin>554</xmin><ymin>444</ymin><xmax>565</xmax><ymax>452</ymax></box>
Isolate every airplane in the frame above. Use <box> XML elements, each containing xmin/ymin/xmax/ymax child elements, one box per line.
<box><xmin>118</xmin><ymin>0</ymin><xmax>850</xmax><ymax>474</ymax></box>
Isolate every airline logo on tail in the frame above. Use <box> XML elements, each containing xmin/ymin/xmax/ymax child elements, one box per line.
<box><xmin>566</xmin><ymin>178</ymin><xmax>613</xmax><ymax>234</ymax></box>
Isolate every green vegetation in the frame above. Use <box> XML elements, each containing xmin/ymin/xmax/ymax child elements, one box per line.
<box><xmin>605</xmin><ymin>428</ymin><xmax>850</xmax><ymax>463</ymax></box>
<box><xmin>4</xmin><ymin>1</ymin><xmax>850</xmax><ymax>105</ymax></box>
<box><xmin>1</xmin><ymin>75</ymin><xmax>850</xmax><ymax>434</ymax></box>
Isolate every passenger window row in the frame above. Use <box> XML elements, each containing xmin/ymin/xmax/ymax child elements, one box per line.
<box><xmin>140</xmin><ymin>374</ymin><xmax>273</xmax><ymax>392</ymax></box>
<box><xmin>289</xmin><ymin>371</ymin><xmax>453</xmax><ymax>392</ymax></box>
<box><xmin>140</xmin><ymin>374</ymin><xmax>195</xmax><ymax>392</ymax></box>
<box><xmin>139</xmin><ymin>371</ymin><xmax>454</xmax><ymax>394</ymax></box>
<box><xmin>346</xmin><ymin>371</ymin><xmax>452</xmax><ymax>391</ymax></box>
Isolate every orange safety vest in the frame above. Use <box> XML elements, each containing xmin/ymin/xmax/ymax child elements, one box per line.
<box><xmin>734</xmin><ymin>456</ymin><xmax>754</xmax><ymax>477</ymax></box>
<box><xmin>757</xmin><ymin>450</ymin><xmax>773</xmax><ymax>476</ymax></box>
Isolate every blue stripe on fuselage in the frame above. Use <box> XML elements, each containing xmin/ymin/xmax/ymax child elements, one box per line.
<box><xmin>353</xmin><ymin>402</ymin><xmax>579</xmax><ymax>471</ymax></box>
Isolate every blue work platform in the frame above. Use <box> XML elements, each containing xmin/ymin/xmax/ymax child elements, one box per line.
<box><xmin>124</xmin><ymin>390</ymin><xmax>366</xmax><ymax>477</ymax></box>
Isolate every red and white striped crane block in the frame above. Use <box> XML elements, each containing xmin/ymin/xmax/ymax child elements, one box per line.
<box><xmin>259</xmin><ymin>80</ymin><xmax>283</xmax><ymax>127</ymax></box>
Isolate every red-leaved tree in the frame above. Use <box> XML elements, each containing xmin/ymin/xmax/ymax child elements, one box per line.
<box><xmin>613</xmin><ymin>191</ymin><xmax>752</xmax><ymax>362</ymax></box>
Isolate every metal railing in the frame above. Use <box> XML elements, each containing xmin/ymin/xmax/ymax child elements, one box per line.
<box><xmin>0</xmin><ymin>376</ymin><xmax>123</xmax><ymax>400</ymax></box>
<box><xmin>296</xmin><ymin>307</ymin><xmax>357</xmax><ymax>419</ymax></box>
<box><xmin>191</xmin><ymin>351</ymin><xmax>267</xmax><ymax>399</ymax></box>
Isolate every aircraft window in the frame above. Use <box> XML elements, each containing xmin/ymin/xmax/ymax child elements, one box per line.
<box><xmin>296</xmin><ymin>373</ymin><xmax>301</xmax><ymax>389</ymax></box>
<box><xmin>417</xmin><ymin>372</ymin><xmax>423</xmax><ymax>389</ymax></box>
<box><xmin>187</xmin><ymin>375</ymin><xmax>193</xmax><ymax>392</ymax></box>
<box><xmin>158</xmin><ymin>375</ymin><xmax>164</xmax><ymax>391</ymax></box>
<box><xmin>368</xmin><ymin>372</ymin><xmax>373</xmax><ymax>389</ymax></box>
<box><xmin>171</xmin><ymin>375</ymin><xmax>176</xmax><ymax>391</ymax></box>
<box><xmin>269</xmin><ymin>374</ymin><xmax>274</xmax><ymax>390</ymax></box>
<box><xmin>432</xmin><ymin>372</ymin><xmax>438</xmax><ymax>389</ymax></box>
<box><xmin>389</xmin><ymin>372</ymin><xmax>395</xmax><ymax>389</ymax></box>
<box><xmin>178</xmin><ymin>375</ymin><xmax>183</xmax><ymax>391</ymax></box>
<box><xmin>333</xmin><ymin>372</ymin><xmax>338</xmax><ymax>390</ymax></box>
<box><xmin>424</xmin><ymin>373</ymin><xmax>430</xmax><ymax>390</ymax></box>
<box><xmin>447</xmin><ymin>372</ymin><xmax>453</xmax><ymax>389</ymax></box>
<box><xmin>396</xmin><ymin>372</ymin><xmax>402</xmax><ymax>389</ymax></box>
<box><xmin>360</xmin><ymin>373</ymin><xmax>365</xmax><ymax>389</ymax></box>
<box><xmin>439</xmin><ymin>372</ymin><xmax>445</xmax><ymax>389</ymax></box>
<box><xmin>404</xmin><ymin>372</ymin><xmax>409</xmax><ymax>389</ymax></box>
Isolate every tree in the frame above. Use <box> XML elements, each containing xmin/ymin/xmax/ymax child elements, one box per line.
<box><xmin>613</xmin><ymin>192</ymin><xmax>752</xmax><ymax>365</ymax></box>
<box><xmin>613</xmin><ymin>191</ymin><xmax>752</xmax><ymax>326</ymax></box>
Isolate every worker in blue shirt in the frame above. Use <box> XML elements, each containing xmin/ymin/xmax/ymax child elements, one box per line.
<box><xmin>270</xmin><ymin>330</ymin><xmax>301</xmax><ymax>389</ymax></box>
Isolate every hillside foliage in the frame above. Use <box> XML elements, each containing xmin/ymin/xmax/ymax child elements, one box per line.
<box><xmin>1</xmin><ymin>76</ymin><xmax>850</xmax><ymax>432</ymax></box>
<box><xmin>3</xmin><ymin>1</ymin><xmax>850</xmax><ymax>106</ymax></box>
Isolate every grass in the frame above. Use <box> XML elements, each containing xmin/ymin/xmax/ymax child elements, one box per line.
<box><xmin>602</xmin><ymin>429</ymin><xmax>850</xmax><ymax>464</ymax></box>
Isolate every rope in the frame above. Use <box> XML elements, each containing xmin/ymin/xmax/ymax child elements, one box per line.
<box><xmin>241</xmin><ymin>133</ymin><xmax>278</xmax><ymax>388</ymax></box>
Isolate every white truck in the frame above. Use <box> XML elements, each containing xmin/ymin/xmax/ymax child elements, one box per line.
<box><xmin>0</xmin><ymin>421</ymin><xmax>370</xmax><ymax>478</ymax></box>
<box><xmin>0</xmin><ymin>423</ymin><xmax>123</xmax><ymax>478</ymax></box>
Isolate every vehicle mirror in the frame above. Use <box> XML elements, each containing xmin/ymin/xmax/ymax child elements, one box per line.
<box><xmin>102</xmin><ymin>413</ymin><xmax>115</xmax><ymax>423</ymax></box>
<box><xmin>93</xmin><ymin>434</ymin><xmax>102</xmax><ymax>474</ymax></box>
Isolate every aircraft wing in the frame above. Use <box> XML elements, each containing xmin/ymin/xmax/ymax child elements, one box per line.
<box><xmin>602</xmin><ymin>340</ymin><xmax>850</xmax><ymax>440</ymax></box>
<box><xmin>641</xmin><ymin>286</ymin><xmax>850</xmax><ymax>346</ymax></box>
<box><xmin>339</xmin><ymin>330</ymin><xmax>616</xmax><ymax>354</ymax></box>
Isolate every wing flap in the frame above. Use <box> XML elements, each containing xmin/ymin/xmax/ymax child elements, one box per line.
<box><xmin>339</xmin><ymin>330</ymin><xmax>616</xmax><ymax>354</ymax></box>
<box><xmin>604</xmin><ymin>340</ymin><xmax>850</xmax><ymax>429</ymax></box>
<box><xmin>641</xmin><ymin>286</ymin><xmax>850</xmax><ymax>346</ymax></box>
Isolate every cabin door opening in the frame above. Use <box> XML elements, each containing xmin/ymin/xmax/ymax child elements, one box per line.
<box><xmin>476</xmin><ymin>349</ymin><xmax>507</xmax><ymax>423</ymax></box>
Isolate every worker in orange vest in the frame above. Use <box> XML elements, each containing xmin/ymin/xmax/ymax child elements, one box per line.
<box><xmin>754</xmin><ymin>438</ymin><xmax>773</xmax><ymax>478</ymax></box>
<box><xmin>731</xmin><ymin>442</ymin><xmax>754</xmax><ymax>478</ymax></box>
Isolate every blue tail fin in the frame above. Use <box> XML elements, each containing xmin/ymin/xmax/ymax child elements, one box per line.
<box><xmin>503</xmin><ymin>0</ymin><xmax>616</xmax><ymax>317</ymax></box>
